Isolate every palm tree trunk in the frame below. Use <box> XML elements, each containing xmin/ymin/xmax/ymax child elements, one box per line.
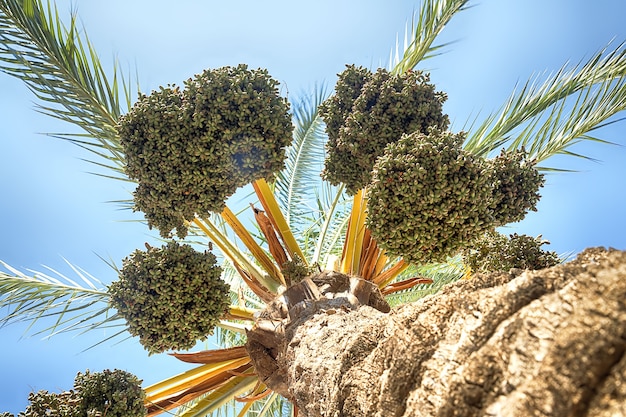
<box><xmin>247</xmin><ymin>248</ymin><xmax>626</xmax><ymax>417</ymax></box>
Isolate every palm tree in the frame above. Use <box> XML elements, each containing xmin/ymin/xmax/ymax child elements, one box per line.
<box><xmin>1</xmin><ymin>0</ymin><xmax>626</xmax><ymax>415</ymax></box>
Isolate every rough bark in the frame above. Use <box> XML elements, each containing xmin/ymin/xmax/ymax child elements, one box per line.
<box><xmin>246</xmin><ymin>247</ymin><xmax>626</xmax><ymax>417</ymax></box>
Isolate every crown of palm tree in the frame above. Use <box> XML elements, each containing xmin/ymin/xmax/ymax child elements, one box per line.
<box><xmin>2</xmin><ymin>0</ymin><xmax>626</xmax><ymax>415</ymax></box>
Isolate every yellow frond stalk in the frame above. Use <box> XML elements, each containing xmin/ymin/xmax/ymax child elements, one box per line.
<box><xmin>463</xmin><ymin>263</ymin><xmax>472</xmax><ymax>280</ymax></box>
<box><xmin>191</xmin><ymin>217</ymin><xmax>279</xmax><ymax>295</ymax></box>
<box><xmin>170</xmin><ymin>346</ymin><xmax>249</xmax><ymax>365</ymax></box>
<box><xmin>235</xmin><ymin>400</ymin><xmax>256</xmax><ymax>417</ymax></box>
<box><xmin>373</xmin><ymin>259</ymin><xmax>409</xmax><ymax>288</ymax></box>
<box><xmin>253</xmin><ymin>178</ymin><xmax>308</xmax><ymax>265</ymax></box>
<box><xmin>372</xmin><ymin>249</ymin><xmax>389</xmax><ymax>278</ymax></box>
<box><xmin>144</xmin><ymin>357</ymin><xmax>251</xmax><ymax>404</ymax></box>
<box><xmin>178</xmin><ymin>375</ymin><xmax>258</xmax><ymax>417</ymax></box>
<box><xmin>220</xmin><ymin>206</ymin><xmax>285</xmax><ymax>286</ymax></box>
<box><xmin>341</xmin><ymin>189</ymin><xmax>367</xmax><ymax>275</ymax></box>
<box><xmin>226</xmin><ymin>305</ymin><xmax>258</xmax><ymax>321</ymax></box>
<box><xmin>217</xmin><ymin>320</ymin><xmax>249</xmax><ymax>334</ymax></box>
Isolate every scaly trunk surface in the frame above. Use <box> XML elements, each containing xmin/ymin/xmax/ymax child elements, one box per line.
<box><xmin>246</xmin><ymin>248</ymin><xmax>626</xmax><ymax>417</ymax></box>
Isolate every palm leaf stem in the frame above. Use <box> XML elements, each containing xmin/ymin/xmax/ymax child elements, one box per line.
<box><xmin>176</xmin><ymin>375</ymin><xmax>258</xmax><ymax>417</ymax></box>
<box><xmin>191</xmin><ymin>217</ymin><xmax>279</xmax><ymax>295</ymax></box>
<box><xmin>235</xmin><ymin>400</ymin><xmax>256</xmax><ymax>417</ymax></box>
<box><xmin>145</xmin><ymin>357</ymin><xmax>256</xmax><ymax>416</ymax></box>
<box><xmin>235</xmin><ymin>383</ymin><xmax>271</xmax><ymax>403</ymax></box>
<box><xmin>170</xmin><ymin>346</ymin><xmax>249</xmax><ymax>365</ymax></box>
<box><xmin>373</xmin><ymin>260</ymin><xmax>409</xmax><ymax>288</ymax></box>
<box><xmin>226</xmin><ymin>305</ymin><xmax>258</xmax><ymax>321</ymax></box>
<box><xmin>253</xmin><ymin>179</ymin><xmax>308</xmax><ymax>265</ymax></box>
<box><xmin>144</xmin><ymin>358</ymin><xmax>252</xmax><ymax>403</ymax></box>
<box><xmin>340</xmin><ymin>189</ymin><xmax>367</xmax><ymax>275</ymax></box>
<box><xmin>381</xmin><ymin>276</ymin><xmax>434</xmax><ymax>295</ymax></box>
<box><xmin>221</xmin><ymin>206</ymin><xmax>285</xmax><ymax>287</ymax></box>
<box><xmin>216</xmin><ymin>320</ymin><xmax>248</xmax><ymax>335</ymax></box>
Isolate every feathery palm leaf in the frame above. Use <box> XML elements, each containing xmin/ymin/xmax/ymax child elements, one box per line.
<box><xmin>310</xmin><ymin>183</ymin><xmax>350</xmax><ymax>267</ymax></box>
<box><xmin>0</xmin><ymin>0</ymin><xmax>131</xmax><ymax>178</ymax></box>
<box><xmin>384</xmin><ymin>257</ymin><xmax>466</xmax><ymax>307</ymax></box>
<box><xmin>271</xmin><ymin>85</ymin><xmax>351</xmax><ymax>269</ymax></box>
<box><xmin>0</xmin><ymin>260</ymin><xmax>124</xmax><ymax>339</ymax></box>
<box><xmin>391</xmin><ymin>0</ymin><xmax>472</xmax><ymax>73</ymax></box>
<box><xmin>273</xmin><ymin>86</ymin><xmax>329</xmax><ymax>229</ymax></box>
<box><xmin>464</xmin><ymin>42</ymin><xmax>626</xmax><ymax>165</ymax></box>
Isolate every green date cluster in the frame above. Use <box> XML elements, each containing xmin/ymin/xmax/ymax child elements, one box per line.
<box><xmin>118</xmin><ymin>64</ymin><xmax>293</xmax><ymax>238</ymax></box>
<box><xmin>488</xmin><ymin>148</ymin><xmax>545</xmax><ymax>224</ymax></box>
<box><xmin>108</xmin><ymin>242</ymin><xmax>229</xmax><ymax>354</ymax></box>
<box><xmin>366</xmin><ymin>129</ymin><xmax>544</xmax><ymax>264</ymax></box>
<box><xmin>322</xmin><ymin>65</ymin><xmax>544</xmax><ymax>265</ymax></box>
<box><xmin>366</xmin><ymin>129</ymin><xmax>490</xmax><ymax>263</ymax></box>
<box><xmin>8</xmin><ymin>369</ymin><xmax>145</xmax><ymax>417</ymax></box>
<box><xmin>319</xmin><ymin>65</ymin><xmax>449</xmax><ymax>194</ymax></box>
<box><xmin>463</xmin><ymin>230</ymin><xmax>560</xmax><ymax>273</ymax></box>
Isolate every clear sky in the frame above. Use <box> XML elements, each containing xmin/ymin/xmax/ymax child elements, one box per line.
<box><xmin>1</xmin><ymin>0</ymin><xmax>626</xmax><ymax>413</ymax></box>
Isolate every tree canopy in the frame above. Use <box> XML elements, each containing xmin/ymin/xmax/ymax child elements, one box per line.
<box><xmin>1</xmin><ymin>0</ymin><xmax>626</xmax><ymax>415</ymax></box>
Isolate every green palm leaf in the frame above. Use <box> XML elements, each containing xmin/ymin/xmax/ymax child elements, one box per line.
<box><xmin>310</xmin><ymin>182</ymin><xmax>350</xmax><ymax>267</ymax></box>
<box><xmin>0</xmin><ymin>0</ymin><xmax>132</xmax><ymax>179</ymax></box>
<box><xmin>273</xmin><ymin>86</ymin><xmax>330</xmax><ymax>233</ymax></box>
<box><xmin>464</xmin><ymin>42</ymin><xmax>626</xmax><ymax>165</ymax></box>
<box><xmin>384</xmin><ymin>257</ymin><xmax>466</xmax><ymax>307</ymax></box>
<box><xmin>391</xmin><ymin>0</ymin><xmax>472</xmax><ymax>73</ymax></box>
<box><xmin>0</xmin><ymin>259</ymin><xmax>123</xmax><ymax>340</ymax></box>
<box><xmin>271</xmin><ymin>85</ymin><xmax>352</xmax><ymax>266</ymax></box>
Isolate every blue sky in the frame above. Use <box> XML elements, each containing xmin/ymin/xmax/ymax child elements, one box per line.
<box><xmin>1</xmin><ymin>0</ymin><xmax>626</xmax><ymax>413</ymax></box>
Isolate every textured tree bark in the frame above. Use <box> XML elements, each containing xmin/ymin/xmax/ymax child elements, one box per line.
<box><xmin>247</xmin><ymin>248</ymin><xmax>626</xmax><ymax>417</ymax></box>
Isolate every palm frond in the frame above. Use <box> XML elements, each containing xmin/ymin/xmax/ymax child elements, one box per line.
<box><xmin>340</xmin><ymin>189</ymin><xmax>367</xmax><ymax>275</ymax></box>
<box><xmin>310</xmin><ymin>183</ymin><xmax>350</xmax><ymax>267</ymax></box>
<box><xmin>145</xmin><ymin>357</ymin><xmax>254</xmax><ymax>417</ymax></box>
<box><xmin>0</xmin><ymin>0</ymin><xmax>132</xmax><ymax>177</ymax></box>
<box><xmin>384</xmin><ymin>256</ymin><xmax>465</xmax><ymax>307</ymax></box>
<box><xmin>176</xmin><ymin>375</ymin><xmax>258</xmax><ymax>417</ymax></box>
<box><xmin>221</xmin><ymin>205</ymin><xmax>286</xmax><ymax>287</ymax></box>
<box><xmin>273</xmin><ymin>86</ymin><xmax>329</xmax><ymax>235</ymax></box>
<box><xmin>464</xmin><ymin>42</ymin><xmax>626</xmax><ymax>164</ymax></box>
<box><xmin>192</xmin><ymin>217</ymin><xmax>279</xmax><ymax>299</ymax></box>
<box><xmin>50</xmin><ymin>132</ymin><xmax>130</xmax><ymax>181</ymax></box>
<box><xmin>390</xmin><ymin>0</ymin><xmax>472</xmax><ymax>73</ymax></box>
<box><xmin>253</xmin><ymin>179</ymin><xmax>308</xmax><ymax>268</ymax></box>
<box><xmin>515</xmin><ymin>77</ymin><xmax>626</xmax><ymax>166</ymax></box>
<box><xmin>0</xmin><ymin>259</ymin><xmax>124</xmax><ymax>338</ymax></box>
